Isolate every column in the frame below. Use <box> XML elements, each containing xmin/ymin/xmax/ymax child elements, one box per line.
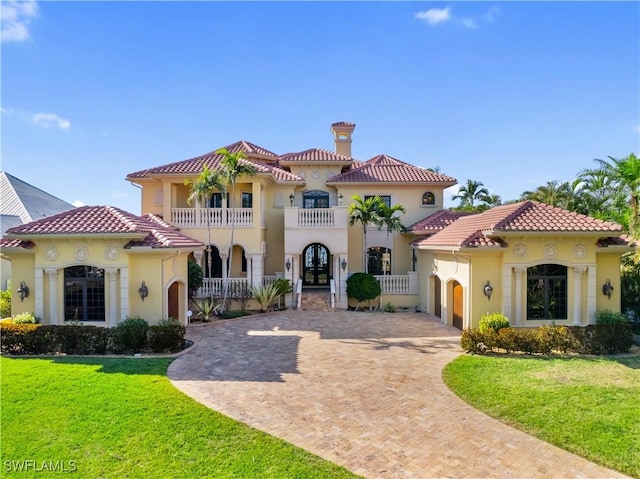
<box><xmin>573</xmin><ymin>267</ymin><xmax>585</xmax><ymax>326</ymax></box>
<box><xmin>587</xmin><ymin>266</ymin><xmax>596</xmax><ymax>325</ymax></box>
<box><xmin>106</xmin><ymin>268</ymin><xmax>118</xmax><ymax>327</ymax></box>
<box><xmin>250</xmin><ymin>254</ymin><xmax>263</xmax><ymax>288</ymax></box>
<box><xmin>34</xmin><ymin>268</ymin><xmax>44</xmax><ymax>320</ymax></box>
<box><xmin>221</xmin><ymin>252</ymin><xmax>229</xmax><ymax>280</ymax></box>
<box><xmin>502</xmin><ymin>265</ymin><xmax>513</xmax><ymax>320</ymax></box>
<box><xmin>408</xmin><ymin>272</ymin><xmax>419</xmax><ymax>295</ymax></box>
<box><xmin>45</xmin><ymin>268</ymin><xmax>58</xmax><ymax>325</ymax></box>
<box><xmin>120</xmin><ymin>267</ymin><xmax>129</xmax><ymax>320</ymax></box>
<box><xmin>514</xmin><ymin>267</ymin><xmax>525</xmax><ymax>325</ymax></box>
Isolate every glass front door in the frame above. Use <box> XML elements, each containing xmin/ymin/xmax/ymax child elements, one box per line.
<box><xmin>303</xmin><ymin>243</ymin><xmax>329</xmax><ymax>286</ymax></box>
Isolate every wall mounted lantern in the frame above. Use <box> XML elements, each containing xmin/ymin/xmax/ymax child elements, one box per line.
<box><xmin>483</xmin><ymin>280</ymin><xmax>493</xmax><ymax>300</ymax></box>
<box><xmin>341</xmin><ymin>257</ymin><xmax>347</xmax><ymax>271</ymax></box>
<box><xmin>289</xmin><ymin>193</ymin><xmax>294</xmax><ymax>206</ymax></box>
<box><xmin>139</xmin><ymin>281</ymin><xmax>149</xmax><ymax>301</ymax></box>
<box><xmin>285</xmin><ymin>258</ymin><xmax>291</xmax><ymax>272</ymax></box>
<box><xmin>17</xmin><ymin>281</ymin><xmax>29</xmax><ymax>302</ymax></box>
<box><xmin>338</xmin><ymin>193</ymin><xmax>344</xmax><ymax>206</ymax></box>
<box><xmin>602</xmin><ymin>279</ymin><xmax>614</xmax><ymax>299</ymax></box>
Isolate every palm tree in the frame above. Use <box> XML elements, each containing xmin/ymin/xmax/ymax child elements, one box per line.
<box><xmin>451</xmin><ymin>179</ymin><xmax>490</xmax><ymax>210</ymax></box>
<box><xmin>348</xmin><ymin>195</ymin><xmax>384</xmax><ymax>273</ymax></box>
<box><xmin>520</xmin><ymin>180</ymin><xmax>574</xmax><ymax>209</ymax></box>
<box><xmin>377</xmin><ymin>202</ymin><xmax>406</xmax><ymax>275</ymax></box>
<box><xmin>216</xmin><ymin>148</ymin><xmax>257</xmax><ymax>310</ymax></box>
<box><xmin>185</xmin><ymin>165</ymin><xmax>226</xmax><ymax>300</ymax></box>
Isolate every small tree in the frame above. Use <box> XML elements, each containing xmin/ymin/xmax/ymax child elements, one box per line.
<box><xmin>188</xmin><ymin>261</ymin><xmax>203</xmax><ymax>297</ymax></box>
<box><xmin>346</xmin><ymin>273</ymin><xmax>381</xmax><ymax>311</ymax></box>
<box><xmin>348</xmin><ymin>195</ymin><xmax>384</xmax><ymax>273</ymax></box>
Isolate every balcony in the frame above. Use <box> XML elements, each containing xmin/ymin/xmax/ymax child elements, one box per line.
<box><xmin>171</xmin><ymin>208</ymin><xmax>253</xmax><ymax>228</ymax></box>
<box><xmin>284</xmin><ymin>206</ymin><xmax>348</xmax><ymax>229</ymax></box>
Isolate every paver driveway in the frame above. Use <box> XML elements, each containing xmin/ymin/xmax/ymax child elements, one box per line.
<box><xmin>168</xmin><ymin>311</ymin><xmax>628</xmax><ymax>479</ymax></box>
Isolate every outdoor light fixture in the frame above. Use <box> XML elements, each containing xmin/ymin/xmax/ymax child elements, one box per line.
<box><xmin>17</xmin><ymin>281</ymin><xmax>29</xmax><ymax>302</ymax></box>
<box><xmin>338</xmin><ymin>193</ymin><xmax>343</xmax><ymax>206</ymax></box>
<box><xmin>602</xmin><ymin>279</ymin><xmax>614</xmax><ymax>299</ymax></box>
<box><xmin>139</xmin><ymin>281</ymin><xmax>149</xmax><ymax>301</ymax></box>
<box><xmin>285</xmin><ymin>258</ymin><xmax>291</xmax><ymax>272</ymax></box>
<box><xmin>341</xmin><ymin>257</ymin><xmax>347</xmax><ymax>271</ymax></box>
<box><xmin>289</xmin><ymin>193</ymin><xmax>294</xmax><ymax>206</ymax></box>
<box><xmin>483</xmin><ymin>280</ymin><xmax>493</xmax><ymax>300</ymax></box>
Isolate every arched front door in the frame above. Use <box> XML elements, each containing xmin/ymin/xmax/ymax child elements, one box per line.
<box><xmin>452</xmin><ymin>281</ymin><xmax>463</xmax><ymax>330</ymax></box>
<box><xmin>302</xmin><ymin>243</ymin><xmax>329</xmax><ymax>287</ymax></box>
<box><xmin>434</xmin><ymin>276</ymin><xmax>442</xmax><ymax>318</ymax></box>
<box><xmin>168</xmin><ymin>282</ymin><xmax>180</xmax><ymax>320</ymax></box>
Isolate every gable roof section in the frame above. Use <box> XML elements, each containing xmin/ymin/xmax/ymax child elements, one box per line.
<box><xmin>408</xmin><ymin>210</ymin><xmax>474</xmax><ymax>234</ymax></box>
<box><xmin>327</xmin><ymin>154</ymin><xmax>457</xmax><ymax>185</ymax></box>
<box><xmin>0</xmin><ymin>171</ymin><xmax>75</xmax><ymax>224</ymax></box>
<box><xmin>279</xmin><ymin>148</ymin><xmax>352</xmax><ymax>165</ymax></box>
<box><xmin>2</xmin><ymin>206</ymin><xmax>203</xmax><ymax>250</ymax></box>
<box><xmin>126</xmin><ymin>141</ymin><xmax>302</xmax><ymax>183</ymax></box>
<box><xmin>414</xmin><ymin>201</ymin><xmax>625</xmax><ymax>249</ymax></box>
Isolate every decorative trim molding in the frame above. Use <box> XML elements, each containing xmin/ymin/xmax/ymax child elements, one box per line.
<box><xmin>74</xmin><ymin>246</ymin><xmax>89</xmax><ymax>261</ymax></box>
<box><xmin>543</xmin><ymin>244</ymin><xmax>557</xmax><ymax>259</ymax></box>
<box><xmin>45</xmin><ymin>246</ymin><xmax>58</xmax><ymax>262</ymax></box>
<box><xmin>513</xmin><ymin>244</ymin><xmax>528</xmax><ymax>259</ymax></box>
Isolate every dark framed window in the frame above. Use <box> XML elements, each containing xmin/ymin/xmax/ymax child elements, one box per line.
<box><xmin>365</xmin><ymin>195</ymin><xmax>391</xmax><ymax>208</ymax></box>
<box><xmin>64</xmin><ymin>266</ymin><xmax>105</xmax><ymax>322</ymax></box>
<box><xmin>241</xmin><ymin>192</ymin><xmax>253</xmax><ymax>208</ymax></box>
<box><xmin>527</xmin><ymin>264</ymin><xmax>567</xmax><ymax>320</ymax></box>
<box><xmin>303</xmin><ymin>190</ymin><xmax>329</xmax><ymax>209</ymax></box>
<box><xmin>241</xmin><ymin>250</ymin><xmax>247</xmax><ymax>273</ymax></box>
<box><xmin>204</xmin><ymin>246</ymin><xmax>223</xmax><ymax>278</ymax></box>
<box><xmin>368</xmin><ymin>247</ymin><xmax>391</xmax><ymax>275</ymax></box>
<box><xmin>209</xmin><ymin>192</ymin><xmax>228</xmax><ymax>208</ymax></box>
<box><xmin>422</xmin><ymin>192</ymin><xmax>435</xmax><ymax>205</ymax></box>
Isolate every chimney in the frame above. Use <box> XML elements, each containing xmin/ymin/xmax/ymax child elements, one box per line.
<box><xmin>330</xmin><ymin>121</ymin><xmax>356</xmax><ymax>157</ymax></box>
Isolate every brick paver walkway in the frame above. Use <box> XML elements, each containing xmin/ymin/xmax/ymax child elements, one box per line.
<box><xmin>168</xmin><ymin>311</ymin><xmax>628</xmax><ymax>478</ymax></box>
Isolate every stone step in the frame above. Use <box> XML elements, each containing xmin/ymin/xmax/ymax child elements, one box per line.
<box><xmin>299</xmin><ymin>291</ymin><xmax>332</xmax><ymax>311</ymax></box>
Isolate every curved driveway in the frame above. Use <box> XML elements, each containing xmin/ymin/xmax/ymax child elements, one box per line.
<box><xmin>168</xmin><ymin>311</ymin><xmax>627</xmax><ymax>479</ymax></box>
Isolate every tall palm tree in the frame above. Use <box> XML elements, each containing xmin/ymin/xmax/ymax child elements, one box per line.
<box><xmin>377</xmin><ymin>202</ymin><xmax>406</xmax><ymax>275</ymax></box>
<box><xmin>216</xmin><ymin>148</ymin><xmax>257</xmax><ymax>309</ymax></box>
<box><xmin>451</xmin><ymin>179</ymin><xmax>490</xmax><ymax>210</ymax></box>
<box><xmin>520</xmin><ymin>180</ymin><xmax>574</xmax><ymax>209</ymax></box>
<box><xmin>185</xmin><ymin>165</ymin><xmax>226</xmax><ymax>300</ymax></box>
<box><xmin>348</xmin><ymin>195</ymin><xmax>384</xmax><ymax>273</ymax></box>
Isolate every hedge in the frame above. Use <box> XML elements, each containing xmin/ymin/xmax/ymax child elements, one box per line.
<box><xmin>461</xmin><ymin>323</ymin><xmax>633</xmax><ymax>356</ymax></box>
<box><xmin>0</xmin><ymin>322</ymin><xmax>186</xmax><ymax>356</ymax></box>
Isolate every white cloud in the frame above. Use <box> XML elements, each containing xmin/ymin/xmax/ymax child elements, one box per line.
<box><xmin>32</xmin><ymin>112</ymin><xmax>71</xmax><ymax>131</ymax></box>
<box><xmin>1</xmin><ymin>0</ymin><xmax>38</xmax><ymax>43</ymax></box>
<box><xmin>415</xmin><ymin>4</ymin><xmax>499</xmax><ymax>29</ymax></box>
<box><xmin>415</xmin><ymin>7</ymin><xmax>451</xmax><ymax>25</ymax></box>
<box><xmin>72</xmin><ymin>200</ymin><xmax>85</xmax><ymax>208</ymax></box>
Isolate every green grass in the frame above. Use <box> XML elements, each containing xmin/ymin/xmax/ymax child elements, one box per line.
<box><xmin>442</xmin><ymin>354</ymin><xmax>640</xmax><ymax>478</ymax></box>
<box><xmin>0</xmin><ymin>357</ymin><xmax>359</xmax><ymax>479</ymax></box>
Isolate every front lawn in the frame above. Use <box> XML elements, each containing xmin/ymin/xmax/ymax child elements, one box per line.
<box><xmin>0</xmin><ymin>357</ymin><xmax>358</xmax><ymax>478</ymax></box>
<box><xmin>442</xmin><ymin>354</ymin><xmax>640</xmax><ymax>478</ymax></box>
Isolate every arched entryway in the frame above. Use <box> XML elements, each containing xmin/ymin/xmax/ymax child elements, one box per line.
<box><xmin>433</xmin><ymin>276</ymin><xmax>442</xmax><ymax>318</ymax></box>
<box><xmin>452</xmin><ymin>281</ymin><xmax>463</xmax><ymax>330</ymax></box>
<box><xmin>302</xmin><ymin>243</ymin><xmax>329</xmax><ymax>287</ymax></box>
<box><xmin>168</xmin><ymin>282</ymin><xmax>180</xmax><ymax>320</ymax></box>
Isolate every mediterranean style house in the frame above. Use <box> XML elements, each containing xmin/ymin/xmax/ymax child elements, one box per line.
<box><xmin>1</xmin><ymin>122</ymin><xmax>635</xmax><ymax>328</ymax></box>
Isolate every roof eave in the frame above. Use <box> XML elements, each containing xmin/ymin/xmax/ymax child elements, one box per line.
<box><xmin>486</xmin><ymin>229</ymin><xmax>623</xmax><ymax>237</ymax></box>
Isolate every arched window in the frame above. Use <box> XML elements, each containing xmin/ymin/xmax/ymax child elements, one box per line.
<box><xmin>203</xmin><ymin>246</ymin><xmax>223</xmax><ymax>278</ymax></box>
<box><xmin>303</xmin><ymin>190</ymin><xmax>329</xmax><ymax>208</ymax></box>
<box><xmin>64</xmin><ymin>266</ymin><xmax>105</xmax><ymax>322</ymax></box>
<box><xmin>421</xmin><ymin>192</ymin><xmax>435</xmax><ymax>205</ymax></box>
<box><xmin>368</xmin><ymin>247</ymin><xmax>391</xmax><ymax>275</ymax></box>
<box><xmin>527</xmin><ymin>264</ymin><xmax>567</xmax><ymax>320</ymax></box>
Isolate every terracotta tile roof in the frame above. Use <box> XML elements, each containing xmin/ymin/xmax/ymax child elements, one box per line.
<box><xmin>221</xmin><ymin>140</ymin><xmax>278</xmax><ymax>158</ymax></box>
<box><xmin>327</xmin><ymin>154</ymin><xmax>457</xmax><ymax>185</ymax></box>
<box><xmin>331</xmin><ymin>121</ymin><xmax>355</xmax><ymax>127</ymax></box>
<box><xmin>408</xmin><ymin>210</ymin><xmax>474</xmax><ymax>233</ymax></box>
<box><xmin>279</xmin><ymin>148</ymin><xmax>352</xmax><ymax>164</ymax></box>
<box><xmin>596</xmin><ymin>236</ymin><xmax>637</xmax><ymax>247</ymax></box>
<box><xmin>414</xmin><ymin>201</ymin><xmax>625</xmax><ymax>249</ymax></box>
<box><xmin>3</xmin><ymin>206</ymin><xmax>203</xmax><ymax>250</ymax></box>
<box><xmin>0</xmin><ymin>238</ymin><xmax>35</xmax><ymax>249</ymax></box>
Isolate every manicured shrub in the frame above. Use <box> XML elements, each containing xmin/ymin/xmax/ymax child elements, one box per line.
<box><xmin>383</xmin><ymin>302</ymin><xmax>397</xmax><ymax>313</ymax></box>
<box><xmin>346</xmin><ymin>273</ymin><xmax>381</xmax><ymax>309</ymax></box>
<box><xmin>0</xmin><ymin>323</ymin><xmax>42</xmax><ymax>354</ymax></box>
<box><xmin>0</xmin><ymin>288</ymin><xmax>11</xmax><ymax>318</ymax></box>
<box><xmin>148</xmin><ymin>320</ymin><xmax>186</xmax><ymax>353</ymax></box>
<box><xmin>13</xmin><ymin>312</ymin><xmax>37</xmax><ymax>324</ymax></box>
<box><xmin>592</xmin><ymin>323</ymin><xmax>633</xmax><ymax>354</ymax></box>
<box><xmin>479</xmin><ymin>312</ymin><xmax>510</xmax><ymax>333</ymax></box>
<box><xmin>115</xmin><ymin>316</ymin><xmax>149</xmax><ymax>353</ymax></box>
<box><xmin>595</xmin><ymin>310</ymin><xmax>628</xmax><ymax>325</ymax></box>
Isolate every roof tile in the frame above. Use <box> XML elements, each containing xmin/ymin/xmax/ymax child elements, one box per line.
<box><xmin>279</xmin><ymin>148</ymin><xmax>352</xmax><ymax>163</ymax></box>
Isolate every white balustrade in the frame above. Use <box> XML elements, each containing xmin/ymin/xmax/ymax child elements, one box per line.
<box><xmin>197</xmin><ymin>278</ymin><xmax>250</xmax><ymax>298</ymax></box>
<box><xmin>171</xmin><ymin>208</ymin><xmax>253</xmax><ymax>228</ymax></box>
<box><xmin>374</xmin><ymin>275</ymin><xmax>418</xmax><ymax>295</ymax></box>
<box><xmin>298</xmin><ymin>208</ymin><xmax>334</xmax><ymax>228</ymax></box>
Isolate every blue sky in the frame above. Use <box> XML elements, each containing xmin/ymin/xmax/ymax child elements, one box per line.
<box><xmin>2</xmin><ymin>1</ymin><xmax>639</xmax><ymax>214</ymax></box>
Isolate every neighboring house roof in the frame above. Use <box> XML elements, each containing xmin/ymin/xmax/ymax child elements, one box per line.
<box><xmin>0</xmin><ymin>215</ymin><xmax>24</xmax><ymax>237</ymax></box>
<box><xmin>408</xmin><ymin>210</ymin><xmax>474</xmax><ymax>234</ymax></box>
<box><xmin>413</xmin><ymin>201</ymin><xmax>626</xmax><ymax>249</ymax></box>
<box><xmin>0</xmin><ymin>171</ymin><xmax>75</xmax><ymax>224</ymax></box>
<box><xmin>279</xmin><ymin>148</ymin><xmax>352</xmax><ymax>164</ymax></box>
<box><xmin>327</xmin><ymin>154</ymin><xmax>457</xmax><ymax>185</ymax></box>
<box><xmin>2</xmin><ymin>205</ymin><xmax>203</xmax><ymax>250</ymax></box>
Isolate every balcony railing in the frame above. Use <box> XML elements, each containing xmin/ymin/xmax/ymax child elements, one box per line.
<box><xmin>196</xmin><ymin>276</ymin><xmax>277</xmax><ymax>298</ymax></box>
<box><xmin>298</xmin><ymin>208</ymin><xmax>334</xmax><ymax>227</ymax></box>
<box><xmin>171</xmin><ymin>208</ymin><xmax>253</xmax><ymax>228</ymax></box>
<box><xmin>374</xmin><ymin>274</ymin><xmax>419</xmax><ymax>295</ymax></box>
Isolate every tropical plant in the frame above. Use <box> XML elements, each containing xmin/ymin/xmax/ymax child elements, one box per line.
<box><xmin>348</xmin><ymin>195</ymin><xmax>384</xmax><ymax>273</ymax></box>
<box><xmin>185</xmin><ymin>165</ymin><xmax>226</xmax><ymax>300</ymax></box>
<box><xmin>251</xmin><ymin>283</ymin><xmax>280</xmax><ymax>312</ymax></box>
<box><xmin>479</xmin><ymin>312</ymin><xmax>510</xmax><ymax>333</ymax></box>
<box><xmin>376</xmin><ymin>202</ymin><xmax>406</xmax><ymax>275</ymax></box>
<box><xmin>346</xmin><ymin>273</ymin><xmax>381</xmax><ymax>310</ymax></box>
<box><xmin>12</xmin><ymin>312</ymin><xmax>37</xmax><ymax>324</ymax></box>
<box><xmin>192</xmin><ymin>298</ymin><xmax>219</xmax><ymax>321</ymax></box>
<box><xmin>520</xmin><ymin>180</ymin><xmax>575</xmax><ymax>209</ymax></box>
<box><xmin>216</xmin><ymin>148</ymin><xmax>258</xmax><ymax>310</ymax></box>
<box><xmin>451</xmin><ymin>179</ymin><xmax>490</xmax><ymax>210</ymax></box>
<box><xmin>0</xmin><ymin>285</ymin><xmax>11</xmax><ymax>318</ymax></box>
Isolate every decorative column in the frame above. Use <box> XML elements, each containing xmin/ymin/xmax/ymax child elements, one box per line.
<box><xmin>106</xmin><ymin>268</ymin><xmax>118</xmax><ymax>327</ymax></box>
<box><xmin>221</xmin><ymin>252</ymin><xmax>229</xmax><ymax>280</ymax></box>
<box><xmin>250</xmin><ymin>254</ymin><xmax>263</xmax><ymax>288</ymax></box>
<box><xmin>587</xmin><ymin>266</ymin><xmax>597</xmax><ymax>325</ymax></box>
<box><xmin>513</xmin><ymin>267</ymin><xmax>525</xmax><ymax>325</ymax></box>
<box><xmin>573</xmin><ymin>267</ymin><xmax>586</xmax><ymax>326</ymax></box>
<box><xmin>45</xmin><ymin>268</ymin><xmax>59</xmax><ymax>325</ymax></box>
<box><xmin>34</xmin><ymin>268</ymin><xmax>44</xmax><ymax>321</ymax></box>
<box><xmin>119</xmin><ymin>267</ymin><xmax>129</xmax><ymax>321</ymax></box>
<box><xmin>502</xmin><ymin>265</ymin><xmax>513</xmax><ymax>320</ymax></box>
